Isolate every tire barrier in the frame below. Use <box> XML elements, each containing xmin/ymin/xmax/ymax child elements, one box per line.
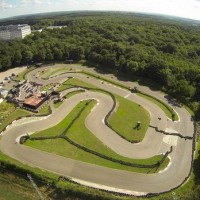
<box><xmin>149</xmin><ymin>125</ymin><xmax>193</xmax><ymax>140</ymax></box>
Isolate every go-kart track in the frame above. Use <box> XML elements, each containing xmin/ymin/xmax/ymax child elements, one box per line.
<box><xmin>0</xmin><ymin>65</ymin><xmax>195</xmax><ymax>196</ymax></box>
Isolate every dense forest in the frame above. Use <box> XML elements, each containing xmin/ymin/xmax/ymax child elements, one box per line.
<box><xmin>0</xmin><ymin>12</ymin><xmax>200</xmax><ymax>118</ymax></box>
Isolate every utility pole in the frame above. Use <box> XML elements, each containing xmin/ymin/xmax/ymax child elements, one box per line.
<box><xmin>27</xmin><ymin>174</ymin><xmax>44</xmax><ymax>200</ymax></box>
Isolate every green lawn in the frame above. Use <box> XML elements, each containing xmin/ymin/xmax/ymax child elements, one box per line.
<box><xmin>26</xmin><ymin>100</ymin><xmax>169</xmax><ymax>173</ymax></box>
<box><xmin>53</xmin><ymin>101</ymin><xmax>63</xmax><ymax>109</ymax></box>
<box><xmin>108</xmin><ymin>95</ymin><xmax>150</xmax><ymax>142</ymax></box>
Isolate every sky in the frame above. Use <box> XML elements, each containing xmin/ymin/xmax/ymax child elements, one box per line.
<box><xmin>0</xmin><ymin>0</ymin><xmax>200</xmax><ymax>21</ymax></box>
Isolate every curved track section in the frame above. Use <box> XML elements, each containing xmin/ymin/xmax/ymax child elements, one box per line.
<box><xmin>0</xmin><ymin>65</ymin><xmax>195</xmax><ymax>195</ymax></box>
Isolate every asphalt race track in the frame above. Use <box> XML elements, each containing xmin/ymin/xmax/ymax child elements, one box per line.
<box><xmin>0</xmin><ymin>65</ymin><xmax>195</xmax><ymax>196</ymax></box>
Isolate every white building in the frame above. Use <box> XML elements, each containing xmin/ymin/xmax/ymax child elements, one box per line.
<box><xmin>0</xmin><ymin>24</ymin><xmax>31</xmax><ymax>41</ymax></box>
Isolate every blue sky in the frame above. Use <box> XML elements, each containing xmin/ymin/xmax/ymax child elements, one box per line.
<box><xmin>0</xmin><ymin>0</ymin><xmax>200</xmax><ymax>20</ymax></box>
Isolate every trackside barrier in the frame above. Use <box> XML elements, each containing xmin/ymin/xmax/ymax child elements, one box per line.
<box><xmin>149</xmin><ymin>125</ymin><xmax>193</xmax><ymax>140</ymax></box>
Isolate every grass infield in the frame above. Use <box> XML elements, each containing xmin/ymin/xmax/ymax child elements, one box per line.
<box><xmin>108</xmin><ymin>95</ymin><xmax>150</xmax><ymax>142</ymax></box>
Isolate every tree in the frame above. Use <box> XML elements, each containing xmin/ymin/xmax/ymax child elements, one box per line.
<box><xmin>13</xmin><ymin>51</ymin><xmax>22</xmax><ymax>66</ymax></box>
<box><xmin>53</xmin><ymin>47</ymin><xmax>63</xmax><ymax>60</ymax></box>
<box><xmin>22</xmin><ymin>50</ymin><xmax>33</xmax><ymax>64</ymax></box>
<box><xmin>176</xmin><ymin>80</ymin><xmax>196</xmax><ymax>103</ymax></box>
<box><xmin>1</xmin><ymin>56</ymin><xmax>12</xmax><ymax>70</ymax></box>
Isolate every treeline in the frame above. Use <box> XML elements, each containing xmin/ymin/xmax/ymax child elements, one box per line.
<box><xmin>0</xmin><ymin>13</ymin><xmax>200</xmax><ymax>117</ymax></box>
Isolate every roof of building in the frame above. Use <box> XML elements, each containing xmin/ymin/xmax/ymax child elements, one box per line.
<box><xmin>24</xmin><ymin>96</ymin><xmax>44</xmax><ymax>107</ymax></box>
<box><xmin>0</xmin><ymin>24</ymin><xmax>30</xmax><ymax>31</ymax></box>
<box><xmin>24</xmin><ymin>93</ymin><xmax>44</xmax><ymax>106</ymax></box>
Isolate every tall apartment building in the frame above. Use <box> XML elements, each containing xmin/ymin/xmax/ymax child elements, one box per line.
<box><xmin>0</xmin><ymin>24</ymin><xmax>31</xmax><ymax>40</ymax></box>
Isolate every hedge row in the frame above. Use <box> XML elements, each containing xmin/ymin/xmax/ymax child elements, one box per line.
<box><xmin>29</xmin><ymin>136</ymin><xmax>59</xmax><ymax>141</ymax></box>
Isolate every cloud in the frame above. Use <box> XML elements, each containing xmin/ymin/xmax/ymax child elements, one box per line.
<box><xmin>20</xmin><ymin>0</ymin><xmax>52</xmax><ymax>5</ymax></box>
<box><xmin>0</xmin><ymin>0</ymin><xmax>13</xmax><ymax>9</ymax></box>
<box><xmin>1</xmin><ymin>0</ymin><xmax>200</xmax><ymax>21</ymax></box>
